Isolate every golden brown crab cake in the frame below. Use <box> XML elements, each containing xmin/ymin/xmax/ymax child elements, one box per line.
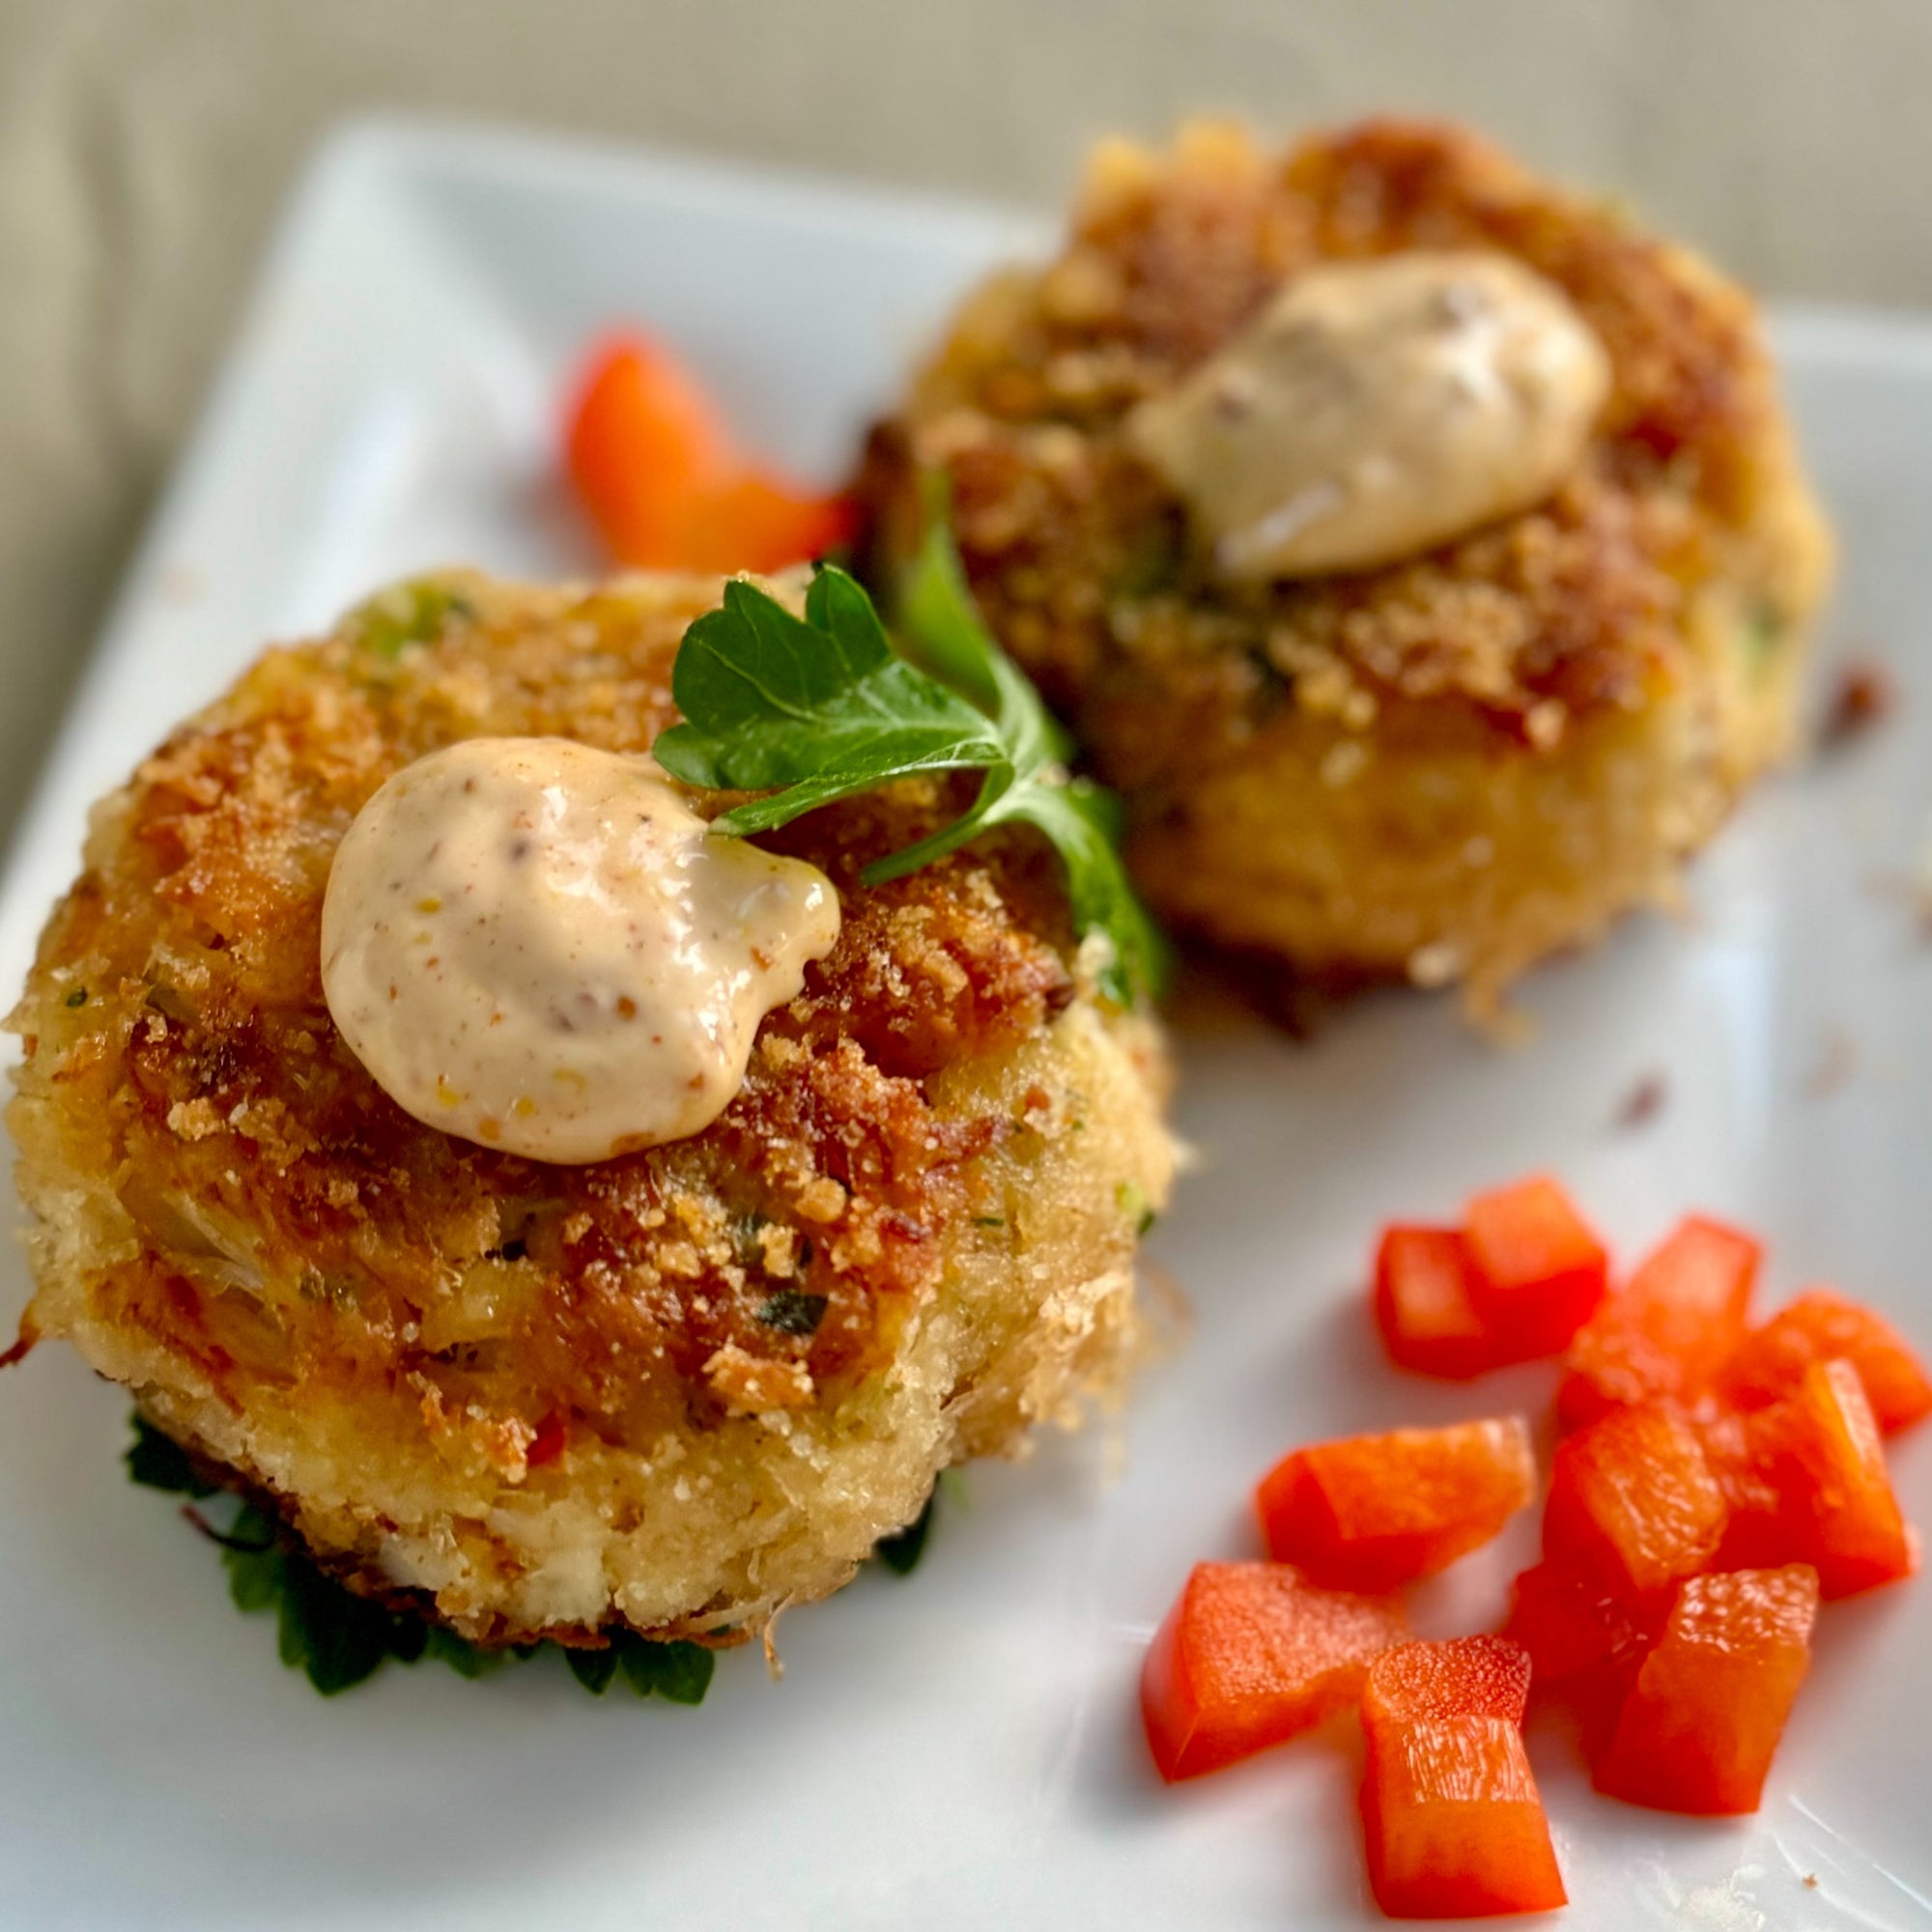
<box><xmin>4</xmin><ymin>568</ymin><xmax>1174</xmax><ymax>1649</ymax></box>
<box><xmin>859</xmin><ymin>119</ymin><xmax>1832</xmax><ymax>1014</ymax></box>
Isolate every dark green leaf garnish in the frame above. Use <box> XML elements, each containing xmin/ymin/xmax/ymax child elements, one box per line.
<box><xmin>652</xmin><ymin>520</ymin><xmax>1164</xmax><ymax>1006</ymax></box>
<box><xmin>613</xmin><ymin>1631</ymin><xmax>717</xmax><ymax>1705</ymax></box>
<box><xmin>874</xmin><ymin>1490</ymin><xmax>937</xmax><ymax>1576</ymax></box>
<box><xmin>423</xmin><ymin>1625</ymin><xmax>511</xmax><ymax>1678</ymax></box>
<box><xmin>565</xmin><ymin>1646</ymin><xmax>621</xmax><ymax>1694</ymax></box>
<box><xmin>756</xmin><ymin>1289</ymin><xmax>829</xmax><ymax>1336</ymax></box>
<box><xmin>126</xmin><ymin>1414</ymin><xmax>220</xmax><ymax>1498</ymax></box>
<box><xmin>132</xmin><ymin>1412</ymin><xmax>715</xmax><ymax>1703</ymax></box>
<box><xmin>64</xmin><ymin>987</ymin><xmax>87</xmax><ymax>1009</ymax></box>
<box><xmin>272</xmin><ymin>1552</ymin><xmax>399</xmax><ymax>1695</ymax></box>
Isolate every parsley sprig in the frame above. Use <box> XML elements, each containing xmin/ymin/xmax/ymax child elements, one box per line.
<box><xmin>127</xmin><ymin>1412</ymin><xmax>938</xmax><ymax>1696</ymax></box>
<box><xmin>653</xmin><ymin>522</ymin><xmax>1163</xmax><ymax>1007</ymax></box>
<box><xmin>127</xmin><ymin>1415</ymin><xmax>716</xmax><ymax>1700</ymax></box>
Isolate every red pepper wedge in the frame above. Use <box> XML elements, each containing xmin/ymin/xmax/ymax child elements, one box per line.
<box><xmin>1693</xmin><ymin>1406</ymin><xmax>1785</xmax><ymax>1570</ymax></box>
<box><xmin>1505</xmin><ymin>1560</ymin><xmax>1663</xmax><ymax>1756</ymax></box>
<box><xmin>1139</xmin><ymin>1562</ymin><xmax>1406</xmax><ymax>1781</ymax></box>
<box><xmin>563</xmin><ymin>333</ymin><xmax>852</xmax><ymax>573</ymax></box>
<box><xmin>1718</xmin><ymin>1288</ymin><xmax>1932</xmax><ymax>1435</ymax></box>
<box><xmin>1374</xmin><ymin>1226</ymin><xmax>1495</xmax><ymax>1379</ymax></box>
<box><xmin>1359</xmin><ymin>1636</ymin><xmax>1566</xmax><ymax>1919</ymax></box>
<box><xmin>1544</xmin><ymin>1402</ymin><xmax>1727</xmax><ymax>1599</ymax></box>
<box><xmin>669</xmin><ymin>469</ymin><xmax>856</xmax><ymax>576</ymax></box>
<box><xmin>1739</xmin><ymin>1359</ymin><xmax>1918</xmax><ymax>1598</ymax></box>
<box><xmin>1463</xmin><ymin>1175</ymin><xmax>1608</xmax><ymax>1362</ymax></box>
<box><xmin>1557</xmin><ymin>1215</ymin><xmax>1760</xmax><ymax>1431</ymax></box>
<box><xmin>1256</xmin><ymin>1417</ymin><xmax>1537</xmax><ymax>1591</ymax></box>
<box><xmin>565</xmin><ymin>335</ymin><xmax>730</xmax><ymax>555</ymax></box>
<box><xmin>1505</xmin><ymin>1560</ymin><xmax>1658</xmax><ymax>1688</ymax></box>
<box><xmin>1593</xmin><ymin>1566</ymin><xmax>1819</xmax><ymax>1814</ymax></box>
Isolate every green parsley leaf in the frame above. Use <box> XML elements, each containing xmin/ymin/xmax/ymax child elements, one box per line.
<box><xmin>423</xmin><ymin>1625</ymin><xmax>512</xmax><ymax>1678</ymax></box>
<box><xmin>275</xmin><ymin>1555</ymin><xmax>398</xmax><ymax>1695</ymax></box>
<box><xmin>220</xmin><ymin>1506</ymin><xmax>286</xmax><ymax>1610</ymax></box>
<box><xmin>565</xmin><ymin>1646</ymin><xmax>621</xmax><ymax>1694</ymax></box>
<box><xmin>126</xmin><ymin>1414</ymin><xmax>219</xmax><ymax>1498</ymax></box>
<box><xmin>613</xmin><ymin>1632</ymin><xmax>717</xmax><ymax>1705</ymax></box>
<box><xmin>656</xmin><ymin>570</ymin><xmax>1002</xmax><ymax>812</ymax></box>
<box><xmin>137</xmin><ymin>1429</ymin><xmax>716</xmax><ymax>1704</ymax></box>
<box><xmin>652</xmin><ymin>524</ymin><xmax>1164</xmax><ymax>1007</ymax></box>
<box><xmin>874</xmin><ymin>1489</ymin><xmax>937</xmax><ymax>1577</ymax></box>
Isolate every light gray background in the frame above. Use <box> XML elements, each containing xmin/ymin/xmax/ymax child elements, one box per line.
<box><xmin>3</xmin><ymin>0</ymin><xmax>1924</xmax><ymax>844</ymax></box>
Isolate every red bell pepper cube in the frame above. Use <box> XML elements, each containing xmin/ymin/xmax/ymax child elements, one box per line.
<box><xmin>1544</xmin><ymin>1403</ymin><xmax>1727</xmax><ymax>1599</ymax></box>
<box><xmin>1504</xmin><ymin>1560</ymin><xmax>1657</xmax><ymax>1687</ymax></box>
<box><xmin>1463</xmin><ymin>1176</ymin><xmax>1608</xmax><ymax>1362</ymax></box>
<box><xmin>1374</xmin><ymin>1226</ymin><xmax>1494</xmax><ymax>1380</ymax></box>
<box><xmin>1140</xmin><ymin>1562</ymin><xmax>1406</xmax><ymax>1781</ymax></box>
<box><xmin>1741</xmin><ymin>1359</ymin><xmax>1918</xmax><ymax>1598</ymax></box>
<box><xmin>1557</xmin><ymin>1215</ymin><xmax>1760</xmax><ymax>1431</ymax></box>
<box><xmin>665</xmin><ymin>469</ymin><xmax>856</xmax><ymax>576</ymax></box>
<box><xmin>1718</xmin><ymin>1288</ymin><xmax>1932</xmax><ymax>1435</ymax></box>
<box><xmin>1256</xmin><ymin>1417</ymin><xmax>1537</xmax><ymax>1591</ymax></box>
<box><xmin>1505</xmin><ymin>1560</ymin><xmax>1663</xmax><ymax>1757</ymax></box>
<box><xmin>1692</xmin><ymin>1406</ymin><xmax>1785</xmax><ymax>1570</ymax></box>
<box><xmin>565</xmin><ymin>335</ymin><xmax>730</xmax><ymax>556</ymax></box>
<box><xmin>1359</xmin><ymin>1636</ymin><xmax>1567</xmax><ymax>1918</ymax></box>
<box><xmin>1593</xmin><ymin>1566</ymin><xmax>1819</xmax><ymax>1814</ymax></box>
<box><xmin>564</xmin><ymin>333</ymin><xmax>853</xmax><ymax>573</ymax></box>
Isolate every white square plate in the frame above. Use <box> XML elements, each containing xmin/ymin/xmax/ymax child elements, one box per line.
<box><xmin>2</xmin><ymin>119</ymin><xmax>1929</xmax><ymax>1931</ymax></box>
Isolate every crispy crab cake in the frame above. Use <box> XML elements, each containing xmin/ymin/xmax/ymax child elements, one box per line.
<box><xmin>859</xmin><ymin>119</ymin><xmax>1832</xmax><ymax>1014</ymax></box>
<box><xmin>5</xmin><ymin>569</ymin><xmax>1174</xmax><ymax>1649</ymax></box>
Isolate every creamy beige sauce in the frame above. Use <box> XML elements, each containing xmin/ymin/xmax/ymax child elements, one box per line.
<box><xmin>1126</xmin><ymin>250</ymin><xmax>1611</xmax><ymax>579</ymax></box>
<box><xmin>320</xmin><ymin>738</ymin><xmax>840</xmax><ymax>1163</ymax></box>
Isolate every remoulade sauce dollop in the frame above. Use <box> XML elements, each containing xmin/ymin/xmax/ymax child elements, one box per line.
<box><xmin>321</xmin><ymin>736</ymin><xmax>840</xmax><ymax>1162</ymax></box>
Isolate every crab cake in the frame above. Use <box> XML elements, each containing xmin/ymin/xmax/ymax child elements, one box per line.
<box><xmin>859</xmin><ymin>119</ymin><xmax>1832</xmax><ymax>1014</ymax></box>
<box><xmin>5</xmin><ymin>569</ymin><xmax>1174</xmax><ymax>1648</ymax></box>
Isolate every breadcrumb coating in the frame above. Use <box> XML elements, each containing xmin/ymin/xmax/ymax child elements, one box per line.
<box><xmin>6</xmin><ymin>569</ymin><xmax>1174</xmax><ymax>1645</ymax></box>
<box><xmin>858</xmin><ymin>119</ymin><xmax>1832</xmax><ymax>1009</ymax></box>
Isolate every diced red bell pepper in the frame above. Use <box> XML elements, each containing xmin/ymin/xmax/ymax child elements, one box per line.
<box><xmin>1718</xmin><ymin>1288</ymin><xmax>1932</xmax><ymax>1435</ymax></box>
<box><xmin>1256</xmin><ymin>1416</ymin><xmax>1537</xmax><ymax>1591</ymax></box>
<box><xmin>1463</xmin><ymin>1175</ymin><xmax>1608</xmax><ymax>1362</ymax></box>
<box><xmin>1738</xmin><ymin>1359</ymin><xmax>1918</xmax><ymax>1598</ymax></box>
<box><xmin>1544</xmin><ymin>1403</ymin><xmax>1727</xmax><ymax>1599</ymax></box>
<box><xmin>1505</xmin><ymin>1560</ymin><xmax>1664</xmax><ymax>1757</ymax></box>
<box><xmin>566</xmin><ymin>334</ymin><xmax>732</xmax><ymax>556</ymax></box>
<box><xmin>1692</xmin><ymin>1406</ymin><xmax>1785</xmax><ymax>1569</ymax></box>
<box><xmin>1139</xmin><ymin>1561</ymin><xmax>1406</xmax><ymax>1781</ymax></box>
<box><xmin>1359</xmin><ymin>1636</ymin><xmax>1567</xmax><ymax>1918</ymax></box>
<box><xmin>1374</xmin><ymin>1226</ymin><xmax>1495</xmax><ymax>1380</ymax></box>
<box><xmin>1505</xmin><ymin>1560</ymin><xmax>1657</xmax><ymax>1687</ymax></box>
<box><xmin>1557</xmin><ymin>1215</ymin><xmax>1760</xmax><ymax>1431</ymax></box>
<box><xmin>563</xmin><ymin>333</ymin><xmax>853</xmax><ymax>573</ymax></box>
<box><xmin>1593</xmin><ymin>1566</ymin><xmax>1819</xmax><ymax>1814</ymax></box>
<box><xmin>664</xmin><ymin>469</ymin><xmax>857</xmax><ymax>576</ymax></box>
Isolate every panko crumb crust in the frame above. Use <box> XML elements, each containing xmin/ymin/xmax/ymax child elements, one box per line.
<box><xmin>858</xmin><ymin>118</ymin><xmax>1833</xmax><ymax>1010</ymax></box>
<box><xmin>6</xmin><ymin>569</ymin><xmax>1174</xmax><ymax>1646</ymax></box>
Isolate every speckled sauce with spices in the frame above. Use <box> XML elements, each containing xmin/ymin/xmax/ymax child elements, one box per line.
<box><xmin>1127</xmin><ymin>249</ymin><xmax>1610</xmax><ymax>579</ymax></box>
<box><xmin>321</xmin><ymin>737</ymin><xmax>840</xmax><ymax>1162</ymax></box>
